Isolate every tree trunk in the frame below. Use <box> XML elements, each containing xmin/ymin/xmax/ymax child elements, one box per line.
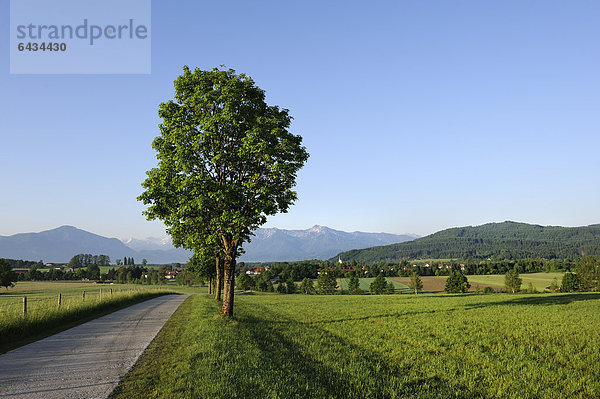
<box><xmin>215</xmin><ymin>255</ymin><xmax>222</xmax><ymax>301</ymax></box>
<box><xmin>220</xmin><ymin>239</ymin><xmax>237</xmax><ymax>316</ymax></box>
<box><xmin>208</xmin><ymin>276</ymin><xmax>213</xmax><ymax>295</ymax></box>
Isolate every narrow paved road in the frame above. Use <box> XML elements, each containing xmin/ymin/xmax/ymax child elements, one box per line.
<box><xmin>0</xmin><ymin>294</ymin><xmax>188</xmax><ymax>399</ymax></box>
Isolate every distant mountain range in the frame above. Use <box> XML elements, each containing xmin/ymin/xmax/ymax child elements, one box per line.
<box><xmin>239</xmin><ymin>225</ymin><xmax>417</xmax><ymax>262</ymax></box>
<box><xmin>0</xmin><ymin>226</ymin><xmax>192</xmax><ymax>264</ymax></box>
<box><xmin>334</xmin><ymin>221</ymin><xmax>600</xmax><ymax>263</ymax></box>
<box><xmin>0</xmin><ymin>225</ymin><xmax>417</xmax><ymax>264</ymax></box>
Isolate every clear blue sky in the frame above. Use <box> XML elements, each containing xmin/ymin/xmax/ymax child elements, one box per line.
<box><xmin>1</xmin><ymin>0</ymin><xmax>599</xmax><ymax>239</ymax></box>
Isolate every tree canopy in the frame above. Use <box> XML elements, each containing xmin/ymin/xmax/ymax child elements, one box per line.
<box><xmin>138</xmin><ymin>66</ymin><xmax>308</xmax><ymax>315</ymax></box>
<box><xmin>504</xmin><ymin>268</ymin><xmax>522</xmax><ymax>293</ymax></box>
<box><xmin>408</xmin><ymin>272</ymin><xmax>423</xmax><ymax>294</ymax></box>
<box><xmin>369</xmin><ymin>273</ymin><xmax>387</xmax><ymax>295</ymax></box>
<box><xmin>577</xmin><ymin>256</ymin><xmax>599</xmax><ymax>292</ymax></box>
<box><xmin>444</xmin><ymin>270</ymin><xmax>470</xmax><ymax>293</ymax></box>
<box><xmin>0</xmin><ymin>259</ymin><xmax>17</xmax><ymax>290</ymax></box>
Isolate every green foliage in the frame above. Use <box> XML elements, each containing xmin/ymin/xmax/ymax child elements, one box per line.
<box><xmin>549</xmin><ymin>278</ymin><xmax>560</xmax><ymax>293</ymax></box>
<box><xmin>236</xmin><ymin>273</ymin><xmax>254</xmax><ymax>291</ymax></box>
<box><xmin>504</xmin><ymin>268</ymin><xmax>522</xmax><ymax>293</ymax></box>
<box><xmin>113</xmin><ymin>292</ymin><xmax>600</xmax><ymax>398</ymax></box>
<box><xmin>285</xmin><ymin>277</ymin><xmax>297</xmax><ymax>294</ymax></box>
<box><xmin>86</xmin><ymin>264</ymin><xmax>101</xmax><ymax>280</ymax></box>
<box><xmin>561</xmin><ymin>272</ymin><xmax>580</xmax><ymax>292</ymax></box>
<box><xmin>369</xmin><ymin>273</ymin><xmax>387</xmax><ymax>295</ymax></box>
<box><xmin>68</xmin><ymin>254</ymin><xmax>110</xmax><ymax>268</ymax></box>
<box><xmin>276</xmin><ymin>282</ymin><xmax>287</xmax><ymax>294</ymax></box>
<box><xmin>138</xmin><ymin>66</ymin><xmax>309</xmax><ymax>316</ymax></box>
<box><xmin>299</xmin><ymin>277</ymin><xmax>315</xmax><ymax>294</ymax></box>
<box><xmin>408</xmin><ymin>272</ymin><xmax>423</xmax><ymax>294</ymax></box>
<box><xmin>336</xmin><ymin>221</ymin><xmax>600</xmax><ymax>263</ymax></box>
<box><xmin>316</xmin><ymin>272</ymin><xmax>338</xmax><ymax>295</ymax></box>
<box><xmin>347</xmin><ymin>274</ymin><xmax>363</xmax><ymax>295</ymax></box>
<box><xmin>526</xmin><ymin>282</ymin><xmax>538</xmax><ymax>294</ymax></box>
<box><xmin>483</xmin><ymin>286</ymin><xmax>495</xmax><ymax>294</ymax></box>
<box><xmin>384</xmin><ymin>281</ymin><xmax>395</xmax><ymax>294</ymax></box>
<box><xmin>444</xmin><ymin>270</ymin><xmax>470</xmax><ymax>293</ymax></box>
<box><xmin>0</xmin><ymin>259</ymin><xmax>17</xmax><ymax>290</ymax></box>
<box><xmin>187</xmin><ymin>252</ymin><xmax>218</xmax><ymax>285</ymax></box>
<box><xmin>577</xmin><ymin>256</ymin><xmax>600</xmax><ymax>292</ymax></box>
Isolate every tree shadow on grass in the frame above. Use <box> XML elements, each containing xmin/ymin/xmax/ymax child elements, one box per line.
<box><xmin>465</xmin><ymin>293</ymin><xmax>600</xmax><ymax>309</ymax></box>
<box><xmin>200</xmin><ymin>304</ymin><xmax>482</xmax><ymax>399</ymax></box>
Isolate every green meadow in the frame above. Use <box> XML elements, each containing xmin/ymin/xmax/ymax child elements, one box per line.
<box><xmin>113</xmin><ymin>291</ymin><xmax>600</xmax><ymax>398</ymax></box>
<box><xmin>467</xmin><ymin>272</ymin><xmax>563</xmax><ymax>291</ymax></box>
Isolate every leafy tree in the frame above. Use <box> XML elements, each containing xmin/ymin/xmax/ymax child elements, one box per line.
<box><xmin>577</xmin><ymin>256</ymin><xmax>599</xmax><ymax>292</ymax></box>
<box><xmin>236</xmin><ymin>273</ymin><xmax>253</xmax><ymax>291</ymax></box>
<box><xmin>348</xmin><ymin>274</ymin><xmax>363</xmax><ymax>295</ymax></box>
<box><xmin>276</xmin><ymin>282</ymin><xmax>287</xmax><ymax>294</ymax></box>
<box><xmin>115</xmin><ymin>259</ymin><xmax>122</xmax><ymax>266</ymax></box>
<box><xmin>561</xmin><ymin>272</ymin><xmax>580</xmax><ymax>292</ymax></box>
<box><xmin>369</xmin><ymin>273</ymin><xmax>387</xmax><ymax>295</ymax></box>
<box><xmin>444</xmin><ymin>270</ymin><xmax>470</xmax><ymax>293</ymax></box>
<box><xmin>483</xmin><ymin>286</ymin><xmax>495</xmax><ymax>294</ymax></box>
<box><xmin>317</xmin><ymin>272</ymin><xmax>338</xmax><ymax>295</ymax></box>
<box><xmin>176</xmin><ymin>269</ymin><xmax>197</xmax><ymax>286</ymax></box>
<box><xmin>285</xmin><ymin>277</ymin><xmax>297</xmax><ymax>294</ymax></box>
<box><xmin>87</xmin><ymin>264</ymin><xmax>101</xmax><ymax>280</ymax></box>
<box><xmin>300</xmin><ymin>277</ymin><xmax>315</xmax><ymax>294</ymax></box>
<box><xmin>408</xmin><ymin>272</ymin><xmax>423</xmax><ymax>294</ymax></box>
<box><xmin>0</xmin><ymin>259</ymin><xmax>17</xmax><ymax>290</ymax></box>
<box><xmin>549</xmin><ymin>278</ymin><xmax>559</xmax><ymax>293</ymax></box>
<box><xmin>504</xmin><ymin>268</ymin><xmax>522</xmax><ymax>293</ymax></box>
<box><xmin>526</xmin><ymin>282</ymin><xmax>538</xmax><ymax>294</ymax></box>
<box><xmin>385</xmin><ymin>281</ymin><xmax>395</xmax><ymax>294</ymax></box>
<box><xmin>142</xmin><ymin>259</ymin><xmax>147</xmax><ymax>266</ymax></box>
<box><xmin>69</xmin><ymin>255</ymin><xmax>82</xmax><ymax>268</ymax></box>
<box><xmin>25</xmin><ymin>264</ymin><xmax>43</xmax><ymax>281</ymax></box>
<box><xmin>187</xmin><ymin>251</ymin><xmax>220</xmax><ymax>298</ymax></box>
<box><xmin>147</xmin><ymin>269</ymin><xmax>159</xmax><ymax>285</ymax></box>
<box><xmin>138</xmin><ymin>66</ymin><xmax>309</xmax><ymax>316</ymax></box>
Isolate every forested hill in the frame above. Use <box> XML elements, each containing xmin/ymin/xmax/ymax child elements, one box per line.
<box><xmin>334</xmin><ymin>221</ymin><xmax>600</xmax><ymax>263</ymax></box>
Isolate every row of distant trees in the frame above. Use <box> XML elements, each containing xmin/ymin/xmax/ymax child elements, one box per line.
<box><xmin>68</xmin><ymin>254</ymin><xmax>111</xmax><ymax>268</ymax></box>
<box><xmin>236</xmin><ymin>271</ymin><xmax>397</xmax><ymax>295</ymax></box>
<box><xmin>233</xmin><ymin>257</ymin><xmax>574</xmax><ymax>283</ymax></box>
<box><xmin>68</xmin><ymin>254</ymin><xmax>148</xmax><ymax>267</ymax></box>
<box><xmin>0</xmin><ymin>254</ymin><xmax>181</xmax><ymax>288</ymax></box>
<box><xmin>231</xmin><ymin>256</ymin><xmax>600</xmax><ymax>295</ymax></box>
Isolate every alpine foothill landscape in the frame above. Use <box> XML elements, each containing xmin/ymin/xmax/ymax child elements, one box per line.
<box><xmin>3</xmin><ymin>2</ymin><xmax>600</xmax><ymax>398</ymax></box>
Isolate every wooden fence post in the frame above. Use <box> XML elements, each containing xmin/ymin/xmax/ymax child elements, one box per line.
<box><xmin>110</xmin><ymin>288</ymin><xmax>113</xmax><ymax>297</ymax></box>
<box><xmin>23</xmin><ymin>296</ymin><xmax>27</xmax><ymax>315</ymax></box>
<box><xmin>99</xmin><ymin>288</ymin><xmax>102</xmax><ymax>301</ymax></box>
<box><xmin>83</xmin><ymin>291</ymin><xmax>86</xmax><ymax>302</ymax></box>
<box><xmin>58</xmin><ymin>293</ymin><xmax>62</xmax><ymax>307</ymax></box>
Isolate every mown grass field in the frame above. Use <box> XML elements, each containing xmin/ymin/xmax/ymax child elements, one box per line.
<box><xmin>466</xmin><ymin>272</ymin><xmax>563</xmax><ymax>292</ymax></box>
<box><xmin>391</xmin><ymin>272</ymin><xmax>563</xmax><ymax>294</ymax></box>
<box><xmin>0</xmin><ymin>281</ymin><xmax>177</xmax><ymax>353</ymax></box>
<box><xmin>113</xmin><ymin>291</ymin><xmax>600</xmax><ymax>398</ymax></box>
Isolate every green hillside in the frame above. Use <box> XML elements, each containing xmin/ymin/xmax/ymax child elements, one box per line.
<box><xmin>335</xmin><ymin>221</ymin><xmax>600</xmax><ymax>263</ymax></box>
